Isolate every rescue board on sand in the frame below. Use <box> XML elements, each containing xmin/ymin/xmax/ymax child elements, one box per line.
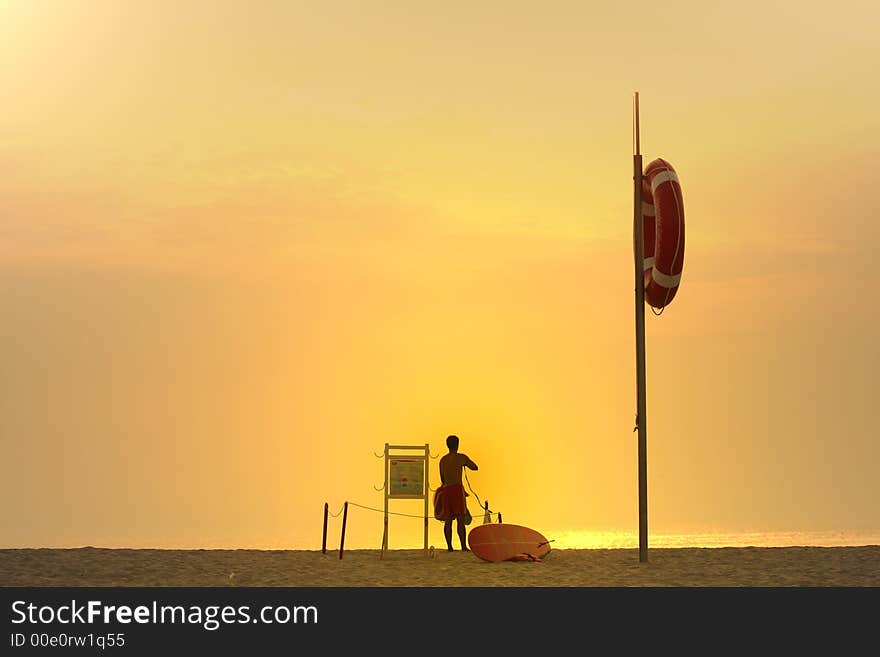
<box><xmin>467</xmin><ymin>523</ymin><xmax>552</xmax><ymax>563</ymax></box>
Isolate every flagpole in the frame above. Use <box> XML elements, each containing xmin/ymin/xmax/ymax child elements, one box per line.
<box><xmin>633</xmin><ymin>92</ymin><xmax>649</xmax><ymax>563</ymax></box>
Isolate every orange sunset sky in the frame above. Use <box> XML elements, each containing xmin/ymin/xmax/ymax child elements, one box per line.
<box><xmin>2</xmin><ymin>1</ymin><xmax>878</xmax><ymax>549</ymax></box>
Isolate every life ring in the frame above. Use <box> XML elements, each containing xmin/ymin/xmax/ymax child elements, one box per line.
<box><xmin>640</xmin><ymin>158</ymin><xmax>685</xmax><ymax>310</ymax></box>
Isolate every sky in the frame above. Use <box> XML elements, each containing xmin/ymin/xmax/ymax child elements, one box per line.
<box><xmin>1</xmin><ymin>1</ymin><xmax>878</xmax><ymax>549</ymax></box>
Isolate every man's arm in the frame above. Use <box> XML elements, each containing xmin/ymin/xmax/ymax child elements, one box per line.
<box><xmin>462</xmin><ymin>454</ymin><xmax>478</xmax><ymax>471</ymax></box>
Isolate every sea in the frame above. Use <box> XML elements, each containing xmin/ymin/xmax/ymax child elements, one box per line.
<box><xmin>542</xmin><ymin>529</ymin><xmax>880</xmax><ymax>549</ymax></box>
<box><xmin>317</xmin><ymin>526</ymin><xmax>880</xmax><ymax>552</ymax></box>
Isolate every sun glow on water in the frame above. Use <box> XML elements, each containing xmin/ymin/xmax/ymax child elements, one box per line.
<box><xmin>544</xmin><ymin>529</ymin><xmax>880</xmax><ymax>549</ymax></box>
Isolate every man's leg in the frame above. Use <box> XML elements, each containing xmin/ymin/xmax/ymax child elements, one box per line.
<box><xmin>443</xmin><ymin>519</ymin><xmax>454</xmax><ymax>551</ymax></box>
<box><xmin>456</xmin><ymin>517</ymin><xmax>468</xmax><ymax>551</ymax></box>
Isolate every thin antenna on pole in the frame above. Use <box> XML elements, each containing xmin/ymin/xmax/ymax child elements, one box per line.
<box><xmin>632</xmin><ymin>92</ymin><xmax>649</xmax><ymax>563</ymax></box>
<box><xmin>634</xmin><ymin>92</ymin><xmax>640</xmax><ymax>156</ymax></box>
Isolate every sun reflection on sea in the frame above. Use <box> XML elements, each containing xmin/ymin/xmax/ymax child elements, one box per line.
<box><xmin>543</xmin><ymin>529</ymin><xmax>880</xmax><ymax>549</ymax></box>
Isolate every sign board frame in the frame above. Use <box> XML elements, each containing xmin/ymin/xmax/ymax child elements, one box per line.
<box><xmin>381</xmin><ymin>443</ymin><xmax>430</xmax><ymax>553</ymax></box>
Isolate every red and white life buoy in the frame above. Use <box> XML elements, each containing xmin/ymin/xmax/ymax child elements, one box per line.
<box><xmin>641</xmin><ymin>158</ymin><xmax>685</xmax><ymax>310</ymax></box>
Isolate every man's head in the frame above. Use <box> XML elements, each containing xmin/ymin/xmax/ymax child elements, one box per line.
<box><xmin>446</xmin><ymin>435</ymin><xmax>459</xmax><ymax>452</ymax></box>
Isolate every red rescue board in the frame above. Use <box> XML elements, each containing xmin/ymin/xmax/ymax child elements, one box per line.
<box><xmin>467</xmin><ymin>523</ymin><xmax>552</xmax><ymax>563</ymax></box>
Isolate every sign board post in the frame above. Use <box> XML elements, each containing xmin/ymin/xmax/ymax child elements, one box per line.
<box><xmin>381</xmin><ymin>443</ymin><xmax>430</xmax><ymax>553</ymax></box>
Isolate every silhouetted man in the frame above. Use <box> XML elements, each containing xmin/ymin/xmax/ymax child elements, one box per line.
<box><xmin>433</xmin><ymin>435</ymin><xmax>478</xmax><ymax>551</ymax></box>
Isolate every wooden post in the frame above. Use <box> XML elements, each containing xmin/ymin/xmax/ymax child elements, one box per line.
<box><xmin>633</xmin><ymin>91</ymin><xmax>649</xmax><ymax>563</ymax></box>
<box><xmin>322</xmin><ymin>502</ymin><xmax>329</xmax><ymax>554</ymax></box>
<box><xmin>339</xmin><ymin>501</ymin><xmax>349</xmax><ymax>560</ymax></box>
<box><xmin>498</xmin><ymin>512</ymin><xmax>502</xmax><ymax>523</ymax></box>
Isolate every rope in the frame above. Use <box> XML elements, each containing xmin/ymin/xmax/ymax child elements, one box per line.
<box><xmin>347</xmin><ymin>501</ymin><xmax>432</xmax><ymax>519</ymax></box>
<box><xmin>343</xmin><ymin>495</ymin><xmax>503</xmax><ymax>522</ymax></box>
<box><xmin>327</xmin><ymin>504</ymin><xmax>346</xmax><ymax>518</ymax></box>
<box><xmin>464</xmin><ymin>472</ymin><xmax>501</xmax><ymax>522</ymax></box>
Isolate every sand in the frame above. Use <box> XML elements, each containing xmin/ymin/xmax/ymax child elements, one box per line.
<box><xmin>2</xmin><ymin>545</ymin><xmax>879</xmax><ymax>587</ymax></box>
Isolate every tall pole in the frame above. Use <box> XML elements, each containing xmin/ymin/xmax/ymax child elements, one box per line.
<box><xmin>633</xmin><ymin>92</ymin><xmax>649</xmax><ymax>563</ymax></box>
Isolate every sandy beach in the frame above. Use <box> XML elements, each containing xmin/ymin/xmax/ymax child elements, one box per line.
<box><xmin>2</xmin><ymin>546</ymin><xmax>878</xmax><ymax>587</ymax></box>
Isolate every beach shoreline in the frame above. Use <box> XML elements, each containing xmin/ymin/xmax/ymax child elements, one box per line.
<box><xmin>3</xmin><ymin>545</ymin><xmax>878</xmax><ymax>587</ymax></box>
